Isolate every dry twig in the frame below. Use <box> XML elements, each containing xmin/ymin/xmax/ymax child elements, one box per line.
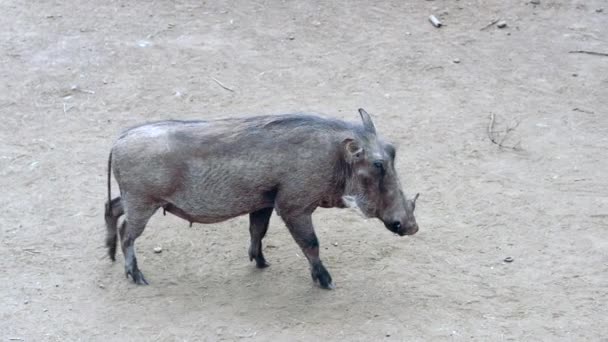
<box><xmin>487</xmin><ymin>113</ymin><xmax>522</xmax><ymax>150</ymax></box>
<box><xmin>23</xmin><ymin>248</ymin><xmax>41</xmax><ymax>254</ymax></box>
<box><xmin>573</xmin><ymin>107</ymin><xmax>595</xmax><ymax>114</ymax></box>
<box><xmin>210</xmin><ymin>77</ymin><xmax>235</xmax><ymax>92</ymax></box>
<box><xmin>569</xmin><ymin>50</ymin><xmax>608</xmax><ymax>57</ymax></box>
<box><xmin>480</xmin><ymin>18</ymin><xmax>500</xmax><ymax>31</ymax></box>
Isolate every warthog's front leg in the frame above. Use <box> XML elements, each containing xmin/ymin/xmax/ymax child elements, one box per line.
<box><xmin>248</xmin><ymin>207</ymin><xmax>273</xmax><ymax>268</ymax></box>
<box><xmin>283</xmin><ymin>214</ymin><xmax>334</xmax><ymax>289</ymax></box>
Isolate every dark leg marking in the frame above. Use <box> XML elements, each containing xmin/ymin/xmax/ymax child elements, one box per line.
<box><xmin>305</xmin><ymin>235</ymin><xmax>319</xmax><ymax>249</ymax></box>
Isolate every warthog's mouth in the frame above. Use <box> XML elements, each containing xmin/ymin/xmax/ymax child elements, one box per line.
<box><xmin>384</xmin><ymin>221</ymin><xmax>403</xmax><ymax>235</ymax></box>
<box><xmin>384</xmin><ymin>221</ymin><xmax>418</xmax><ymax>236</ymax></box>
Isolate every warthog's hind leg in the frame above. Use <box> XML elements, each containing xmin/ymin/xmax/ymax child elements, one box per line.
<box><xmin>120</xmin><ymin>199</ymin><xmax>158</xmax><ymax>285</ymax></box>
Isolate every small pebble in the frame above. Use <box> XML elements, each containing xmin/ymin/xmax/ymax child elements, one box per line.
<box><xmin>153</xmin><ymin>246</ymin><xmax>163</xmax><ymax>253</ymax></box>
<box><xmin>98</xmin><ymin>283</ymin><xmax>105</xmax><ymax>289</ymax></box>
<box><xmin>24</xmin><ymin>300</ymin><xmax>29</xmax><ymax>304</ymax></box>
<box><xmin>497</xmin><ymin>20</ymin><xmax>507</xmax><ymax>28</ymax></box>
<box><xmin>453</xmin><ymin>58</ymin><xmax>461</xmax><ymax>64</ymax></box>
<box><xmin>596</xmin><ymin>8</ymin><xmax>603</xmax><ymax>13</ymax></box>
<box><xmin>386</xmin><ymin>333</ymin><xmax>391</xmax><ymax>337</ymax></box>
<box><xmin>530</xmin><ymin>0</ymin><xmax>540</xmax><ymax>4</ymax></box>
<box><xmin>504</xmin><ymin>256</ymin><xmax>514</xmax><ymax>263</ymax></box>
<box><xmin>43</xmin><ymin>308</ymin><xmax>48</xmax><ymax>312</ymax></box>
<box><xmin>572</xmin><ymin>73</ymin><xmax>578</xmax><ymax>77</ymax></box>
<box><xmin>332</xmin><ymin>242</ymin><xmax>338</xmax><ymax>246</ymax></box>
<box><xmin>287</xmin><ymin>35</ymin><xmax>295</xmax><ymax>40</ymax></box>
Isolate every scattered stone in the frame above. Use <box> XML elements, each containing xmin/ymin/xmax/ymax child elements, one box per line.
<box><xmin>153</xmin><ymin>246</ymin><xmax>163</xmax><ymax>253</ymax></box>
<box><xmin>428</xmin><ymin>14</ymin><xmax>442</xmax><ymax>28</ymax></box>
<box><xmin>530</xmin><ymin>0</ymin><xmax>540</xmax><ymax>4</ymax></box>
<box><xmin>504</xmin><ymin>256</ymin><xmax>514</xmax><ymax>263</ymax></box>
<box><xmin>497</xmin><ymin>20</ymin><xmax>507</xmax><ymax>28</ymax></box>
<box><xmin>332</xmin><ymin>242</ymin><xmax>338</xmax><ymax>246</ymax></box>
<box><xmin>287</xmin><ymin>35</ymin><xmax>295</xmax><ymax>40</ymax></box>
<box><xmin>43</xmin><ymin>308</ymin><xmax>48</xmax><ymax>312</ymax></box>
<box><xmin>98</xmin><ymin>283</ymin><xmax>105</xmax><ymax>289</ymax></box>
<box><xmin>137</xmin><ymin>40</ymin><xmax>152</xmax><ymax>48</ymax></box>
<box><xmin>386</xmin><ymin>333</ymin><xmax>391</xmax><ymax>337</ymax></box>
<box><xmin>24</xmin><ymin>300</ymin><xmax>29</xmax><ymax>304</ymax></box>
<box><xmin>572</xmin><ymin>73</ymin><xmax>578</xmax><ymax>77</ymax></box>
<box><xmin>453</xmin><ymin>58</ymin><xmax>461</xmax><ymax>63</ymax></box>
<box><xmin>596</xmin><ymin>8</ymin><xmax>604</xmax><ymax>13</ymax></box>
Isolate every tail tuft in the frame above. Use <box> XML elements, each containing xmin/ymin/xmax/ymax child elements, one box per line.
<box><xmin>105</xmin><ymin>198</ymin><xmax>122</xmax><ymax>261</ymax></box>
<box><xmin>105</xmin><ymin>151</ymin><xmax>121</xmax><ymax>261</ymax></box>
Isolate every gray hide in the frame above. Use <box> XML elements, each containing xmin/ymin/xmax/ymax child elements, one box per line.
<box><xmin>104</xmin><ymin>109</ymin><xmax>419</xmax><ymax>288</ymax></box>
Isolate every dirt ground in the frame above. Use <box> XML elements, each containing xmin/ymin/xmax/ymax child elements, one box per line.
<box><xmin>1</xmin><ymin>0</ymin><xmax>607</xmax><ymax>341</ymax></box>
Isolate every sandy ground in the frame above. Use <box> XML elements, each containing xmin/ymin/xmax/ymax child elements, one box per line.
<box><xmin>1</xmin><ymin>0</ymin><xmax>607</xmax><ymax>341</ymax></box>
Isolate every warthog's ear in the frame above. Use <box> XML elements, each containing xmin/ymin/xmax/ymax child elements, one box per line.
<box><xmin>358</xmin><ymin>108</ymin><xmax>376</xmax><ymax>135</ymax></box>
<box><xmin>343</xmin><ymin>138</ymin><xmax>364</xmax><ymax>163</ymax></box>
<box><xmin>412</xmin><ymin>193</ymin><xmax>420</xmax><ymax>205</ymax></box>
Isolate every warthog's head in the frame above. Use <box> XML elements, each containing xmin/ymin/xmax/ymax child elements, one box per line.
<box><xmin>342</xmin><ymin>109</ymin><xmax>419</xmax><ymax>236</ymax></box>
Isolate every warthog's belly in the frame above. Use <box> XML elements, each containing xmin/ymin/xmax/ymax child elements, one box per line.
<box><xmin>161</xmin><ymin>201</ymin><xmax>274</xmax><ymax>225</ymax></box>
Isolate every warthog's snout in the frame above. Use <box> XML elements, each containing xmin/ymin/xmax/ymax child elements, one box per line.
<box><xmin>384</xmin><ymin>221</ymin><xmax>419</xmax><ymax>236</ymax></box>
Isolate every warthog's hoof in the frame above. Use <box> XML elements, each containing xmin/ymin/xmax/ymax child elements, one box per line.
<box><xmin>255</xmin><ymin>260</ymin><xmax>270</xmax><ymax>269</ymax></box>
<box><xmin>125</xmin><ymin>268</ymin><xmax>149</xmax><ymax>285</ymax></box>
<box><xmin>311</xmin><ymin>263</ymin><xmax>334</xmax><ymax>289</ymax></box>
<box><xmin>249</xmin><ymin>247</ymin><xmax>270</xmax><ymax>269</ymax></box>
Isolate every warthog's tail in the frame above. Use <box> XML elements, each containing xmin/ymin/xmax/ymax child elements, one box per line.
<box><xmin>105</xmin><ymin>151</ymin><xmax>124</xmax><ymax>261</ymax></box>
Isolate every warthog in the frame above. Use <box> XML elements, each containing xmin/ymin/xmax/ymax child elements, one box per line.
<box><xmin>104</xmin><ymin>109</ymin><xmax>419</xmax><ymax>289</ymax></box>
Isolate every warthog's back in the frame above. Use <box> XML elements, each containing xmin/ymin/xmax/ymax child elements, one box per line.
<box><xmin>111</xmin><ymin>114</ymin><xmax>357</xmax><ymax>221</ymax></box>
